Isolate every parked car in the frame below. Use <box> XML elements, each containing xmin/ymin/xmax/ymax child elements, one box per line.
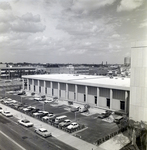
<box><xmin>18</xmin><ymin>119</ymin><xmax>33</xmax><ymax>127</ymax></box>
<box><xmin>17</xmin><ymin>91</ymin><xmax>26</xmax><ymax>95</ymax></box>
<box><xmin>42</xmin><ymin>113</ymin><xmax>55</xmax><ymax>121</ymax></box>
<box><xmin>67</xmin><ymin>122</ymin><xmax>79</xmax><ymax>130</ymax></box>
<box><xmin>54</xmin><ymin>115</ymin><xmax>67</xmax><ymax>125</ymax></box>
<box><xmin>2</xmin><ymin>111</ymin><xmax>13</xmax><ymax>117</ymax></box>
<box><xmin>59</xmin><ymin>119</ymin><xmax>71</xmax><ymax>127</ymax></box>
<box><xmin>44</xmin><ymin>99</ymin><xmax>53</xmax><ymax>103</ymax></box>
<box><xmin>33</xmin><ymin>111</ymin><xmax>48</xmax><ymax>118</ymax></box>
<box><xmin>98</xmin><ymin>110</ymin><xmax>112</xmax><ymax>119</ymax></box>
<box><xmin>34</xmin><ymin>97</ymin><xmax>43</xmax><ymax>101</ymax></box>
<box><xmin>35</xmin><ymin>128</ymin><xmax>52</xmax><ymax>138</ymax></box>
<box><xmin>12</xmin><ymin>102</ymin><xmax>22</xmax><ymax>109</ymax></box>
<box><xmin>79</xmin><ymin>107</ymin><xmax>88</xmax><ymax>113</ymax></box>
<box><xmin>114</xmin><ymin>116</ymin><xmax>124</xmax><ymax>124</ymax></box>
<box><xmin>23</xmin><ymin>106</ymin><xmax>36</xmax><ymax>113</ymax></box>
<box><xmin>70</xmin><ymin>106</ymin><xmax>80</xmax><ymax>112</ymax></box>
<box><xmin>30</xmin><ymin>108</ymin><xmax>40</xmax><ymax>114</ymax></box>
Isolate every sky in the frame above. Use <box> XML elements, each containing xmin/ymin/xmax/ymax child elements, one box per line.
<box><xmin>0</xmin><ymin>0</ymin><xmax>147</xmax><ymax>64</ymax></box>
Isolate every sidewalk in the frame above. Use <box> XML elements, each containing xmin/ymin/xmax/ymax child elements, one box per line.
<box><xmin>0</xmin><ymin>103</ymin><xmax>104</xmax><ymax>150</ymax></box>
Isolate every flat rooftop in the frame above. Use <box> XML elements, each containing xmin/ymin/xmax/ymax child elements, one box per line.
<box><xmin>22</xmin><ymin>74</ymin><xmax>130</xmax><ymax>90</ymax></box>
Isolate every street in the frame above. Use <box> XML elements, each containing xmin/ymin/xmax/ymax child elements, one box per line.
<box><xmin>0</xmin><ymin>114</ymin><xmax>77</xmax><ymax>150</ymax></box>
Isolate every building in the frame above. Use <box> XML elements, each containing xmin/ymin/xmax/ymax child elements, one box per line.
<box><xmin>0</xmin><ymin>67</ymin><xmax>36</xmax><ymax>79</ymax></box>
<box><xmin>45</xmin><ymin>65</ymin><xmax>89</xmax><ymax>75</ymax></box>
<box><xmin>130</xmin><ymin>42</ymin><xmax>147</xmax><ymax>122</ymax></box>
<box><xmin>124</xmin><ymin>57</ymin><xmax>131</xmax><ymax>66</ymax></box>
<box><xmin>22</xmin><ymin>74</ymin><xmax>130</xmax><ymax>114</ymax></box>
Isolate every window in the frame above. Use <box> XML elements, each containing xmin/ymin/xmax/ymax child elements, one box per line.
<box><xmin>52</xmin><ymin>89</ymin><xmax>54</xmax><ymax>96</ymax></box>
<box><xmin>29</xmin><ymin>85</ymin><xmax>30</xmax><ymax>90</ymax></box>
<box><xmin>34</xmin><ymin>85</ymin><xmax>35</xmax><ymax>92</ymax></box>
<box><xmin>74</xmin><ymin>93</ymin><xmax>76</xmax><ymax>100</ymax></box>
<box><xmin>107</xmin><ymin>98</ymin><xmax>110</xmax><ymax>108</ymax></box>
<box><xmin>120</xmin><ymin>101</ymin><xmax>125</xmax><ymax>110</ymax></box>
<box><xmin>95</xmin><ymin>96</ymin><xmax>97</xmax><ymax>105</ymax></box>
<box><xmin>39</xmin><ymin>86</ymin><xmax>41</xmax><ymax>93</ymax></box>
<box><xmin>84</xmin><ymin>94</ymin><xmax>86</xmax><ymax>102</ymax></box>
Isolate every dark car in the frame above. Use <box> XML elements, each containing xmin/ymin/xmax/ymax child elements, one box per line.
<box><xmin>114</xmin><ymin>116</ymin><xmax>124</xmax><ymax>124</ymax></box>
<box><xmin>70</xmin><ymin>106</ymin><xmax>80</xmax><ymax>112</ymax></box>
<box><xmin>30</xmin><ymin>108</ymin><xmax>40</xmax><ymax>114</ymax></box>
<box><xmin>18</xmin><ymin>91</ymin><xmax>26</xmax><ymax>95</ymax></box>
<box><xmin>98</xmin><ymin>110</ymin><xmax>112</xmax><ymax>119</ymax></box>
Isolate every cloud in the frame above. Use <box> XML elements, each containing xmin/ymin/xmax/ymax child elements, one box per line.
<box><xmin>139</xmin><ymin>19</ymin><xmax>147</xmax><ymax>28</ymax></box>
<box><xmin>72</xmin><ymin>0</ymin><xmax>116</xmax><ymax>12</ymax></box>
<box><xmin>0</xmin><ymin>22</ymin><xmax>10</xmax><ymax>33</ymax></box>
<box><xmin>0</xmin><ymin>2</ymin><xmax>11</xmax><ymax>10</ymax></box>
<box><xmin>112</xmin><ymin>34</ymin><xmax>120</xmax><ymax>38</ymax></box>
<box><xmin>21</xmin><ymin>13</ymin><xmax>40</xmax><ymax>22</ymax></box>
<box><xmin>11</xmin><ymin>20</ymin><xmax>46</xmax><ymax>33</ymax></box>
<box><xmin>117</xmin><ymin>0</ymin><xmax>144</xmax><ymax>12</ymax></box>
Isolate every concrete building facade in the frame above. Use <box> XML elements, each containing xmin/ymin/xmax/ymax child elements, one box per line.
<box><xmin>22</xmin><ymin>74</ymin><xmax>130</xmax><ymax>114</ymax></box>
<box><xmin>130</xmin><ymin>43</ymin><xmax>147</xmax><ymax>122</ymax></box>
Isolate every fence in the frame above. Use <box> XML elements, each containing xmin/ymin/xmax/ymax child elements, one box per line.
<box><xmin>94</xmin><ymin>127</ymin><xmax>127</xmax><ymax>146</ymax></box>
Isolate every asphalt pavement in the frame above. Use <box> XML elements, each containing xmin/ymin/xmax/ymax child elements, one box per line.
<box><xmin>0</xmin><ymin>103</ymin><xmax>103</xmax><ymax>150</ymax></box>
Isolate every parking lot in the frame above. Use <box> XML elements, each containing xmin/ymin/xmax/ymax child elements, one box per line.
<box><xmin>0</xmin><ymin>90</ymin><xmax>121</xmax><ymax>146</ymax></box>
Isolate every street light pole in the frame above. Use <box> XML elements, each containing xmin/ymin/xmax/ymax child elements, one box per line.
<box><xmin>75</xmin><ymin>112</ymin><xmax>76</xmax><ymax>121</ymax></box>
<box><xmin>43</xmin><ymin>102</ymin><xmax>45</xmax><ymax>111</ymax></box>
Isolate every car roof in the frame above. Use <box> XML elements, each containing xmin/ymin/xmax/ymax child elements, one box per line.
<box><xmin>71</xmin><ymin>122</ymin><xmax>77</xmax><ymax>124</ymax></box>
<box><xmin>39</xmin><ymin>128</ymin><xmax>47</xmax><ymax>132</ymax></box>
<box><xmin>64</xmin><ymin>119</ymin><xmax>70</xmax><ymax>121</ymax></box>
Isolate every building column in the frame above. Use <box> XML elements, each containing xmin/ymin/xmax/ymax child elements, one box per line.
<box><xmin>22</xmin><ymin>79</ymin><xmax>24</xmax><ymax>90</ymax></box>
<box><xmin>110</xmin><ymin>89</ymin><xmax>113</xmax><ymax>110</ymax></box>
<box><xmin>58</xmin><ymin>83</ymin><xmax>60</xmax><ymax>99</ymax></box>
<box><xmin>66</xmin><ymin>83</ymin><xmax>68</xmax><ymax>100</ymax></box>
<box><xmin>32</xmin><ymin>80</ymin><xmax>34</xmax><ymax>92</ymax></box>
<box><xmin>85</xmin><ymin>86</ymin><xmax>88</xmax><ymax>103</ymax></box>
<box><xmin>44</xmin><ymin>81</ymin><xmax>46</xmax><ymax>95</ymax></box>
<box><xmin>125</xmin><ymin>91</ymin><xmax>128</xmax><ymax>113</ymax></box>
<box><xmin>38</xmin><ymin>80</ymin><xmax>40</xmax><ymax>94</ymax></box>
<box><xmin>97</xmin><ymin>87</ymin><xmax>99</xmax><ymax>106</ymax></box>
<box><xmin>75</xmin><ymin>85</ymin><xmax>78</xmax><ymax>101</ymax></box>
<box><xmin>27</xmin><ymin>79</ymin><xmax>29</xmax><ymax>91</ymax></box>
<box><xmin>50</xmin><ymin>82</ymin><xmax>53</xmax><ymax>96</ymax></box>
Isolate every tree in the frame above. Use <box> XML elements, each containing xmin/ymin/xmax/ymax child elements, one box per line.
<box><xmin>120</xmin><ymin>117</ymin><xmax>147</xmax><ymax>150</ymax></box>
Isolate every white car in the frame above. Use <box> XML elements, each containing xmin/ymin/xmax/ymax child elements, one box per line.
<box><xmin>33</xmin><ymin>111</ymin><xmax>48</xmax><ymax>117</ymax></box>
<box><xmin>18</xmin><ymin>119</ymin><xmax>34</xmax><ymax>127</ymax></box>
<box><xmin>44</xmin><ymin>99</ymin><xmax>53</xmax><ymax>103</ymax></box>
<box><xmin>2</xmin><ymin>111</ymin><xmax>13</xmax><ymax>117</ymax></box>
<box><xmin>35</xmin><ymin>128</ymin><xmax>52</xmax><ymax>137</ymax></box>
<box><xmin>34</xmin><ymin>97</ymin><xmax>42</xmax><ymax>101</ymax></box>
<box><xmin>67</xmin><ymin>122</ymin><xmax>79</xmax><ymax>130</ymax></box>
<box><xmin>59</xmin><ymin>119</ymin><xmax>71</xmax><ymax>127</ymax></box>
<box><xmin>42</xmin><ymin>113</ymin><xmax>55</xmax><ymax>121</ymax></box>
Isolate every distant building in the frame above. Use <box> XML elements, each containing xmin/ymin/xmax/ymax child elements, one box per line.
<box><xmin>89</xmin><ymin>67</ymin><xmax>108</xmax><ymax>76</ymax></box>
<box><xmin>46</xmin><ymin>65</ymin><xmax>89</xmax><ymax>75</ymax></box>
<box><xmin>124</xmin><ymin>57</ymin><xmax>131</xmax><ymax>66</ymax></box>
<box><xmin>0</xmin><ymin>67</ymin><xmax>36</xmax><ymax>79</ymax></box>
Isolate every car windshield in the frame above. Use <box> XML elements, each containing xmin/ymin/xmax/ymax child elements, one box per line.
<box><xmin>23</xmin><ymin>120</ymin><xmax>29</xmax><ymax>123</ymax></box>
<box><xmin>5</xmin><ymin>111</ymin><xmax>10</xmax><ymax>114</ymax></box>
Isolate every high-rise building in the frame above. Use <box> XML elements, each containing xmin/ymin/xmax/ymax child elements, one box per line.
<box><xmin>124</xmin><ymin>57</ymin><xmax>131</xmax><ymax>66</ymax></box>
<box><xmin>130</xmin><ymin>42</ymin><xmax>147</xmax><ymax>122</ymax></box>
